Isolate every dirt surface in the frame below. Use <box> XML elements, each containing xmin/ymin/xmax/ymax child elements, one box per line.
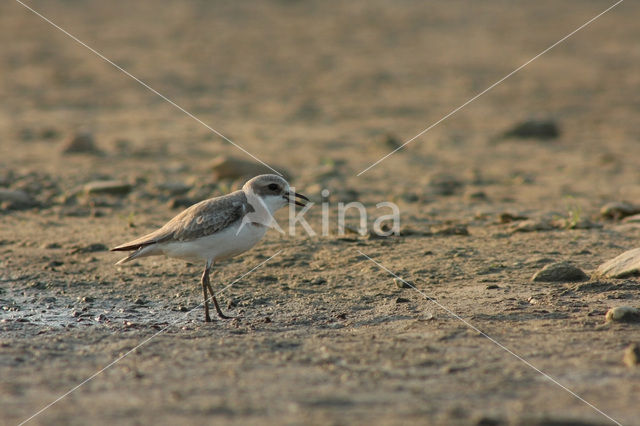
<box><xmin>1</xmin><ymin>1</ymin><xmax>640</xmax><ymax>425</ymax></box>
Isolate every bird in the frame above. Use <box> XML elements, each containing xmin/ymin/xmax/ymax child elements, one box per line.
<box><xmin>111</xmin><ymin>174</ymin><xmax>309</xmax><ymax>322</ymax></box>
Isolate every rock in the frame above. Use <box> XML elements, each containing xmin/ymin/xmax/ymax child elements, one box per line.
<box><xmin>40</xmin><ymin>127</ymin><xmax>61</xmax><ymax>140</ymax></box>
<box><xmin>594</xmin><ymin>248</ymin><xmax>640</xmax><ymax>279</ymax></box>
<box><xmin>211</xmin><ymin>156</ymin><xmax>290</xmax><ymax>181</ymax></box>
<box><xmin>434</xmin><ymin>224</ymin><xmax>469</xmax><ymax>236</ymax></box>
<box><xmin>622</xmin><ymin>213</ymin><xmax>640</xmax><ymax>223</ymax></box>
<box><xmin>290</xmin><ymin>100</ymin><xmax>321</xmax><ymax>121</ymax></box>
<box><xmin>61</xmin><ymin>131</ymin><xmax>100</xmax><ymax>154</ymax></box>
<box><xmin>600</xmin><ymin>202</ymin><xmax>640</xmax><ymax>220</ymax></box>
<box><xmin>427</xmin><ymin>173</ymin><xmax>464</xmax><ymax>196</ymax></box>
<box><xmin>531</xmin><ymin>262</ymin><xmax>588</xmax><ymax>282</ymax></box>
<box><xmin>84</xmin><ymin>180</ymin><xmax>132</xmax><ymax>196</ymax></box>
<box><xmin>399</xmin><ymin>226</ymin><xmax>432</xmax><ymax>237</ymax></box>
<box><xmin>395</xmin><ymin>297</ymin><xmax>410</xmax><ymax>303</ymax></box>
<box><xmin>474</xmin><ymin>416</ymin><xmax>503</xmax><ymax>426</ymax></box>
<box><xmin>378</xmin><ymin>133</ymin><xmax>401</xmax><ymax>150</ymax></box>
<box><xmin>70</xmin><ymin>243</ymin><xmax>108</xmax><ymax>254</ymax></box>
<box><xmin>501</xmin><ymin>119</ymin><xmax>560</xmax><ymax>140</ymax></box>
<box><xmin>394</xmin><ymin>278</ymin><xmax>412</xmax><ymax>289</ymax></box>
<box><xmin>157</xmin><ymin>181</ymin><xmax>191</xmax><ymax>195</ymax></box>
<box><xmin>466</xmin><ymin>190</ymin><xmax>488</xmax><ymax>201</ymax></box>
<box><xmin>623</xmin><ymin>344</ymin><xmax>640</xmax><ymax>367</ymax></box>
<box><xmin>510</xmin><ymin>219</ymin><xmax>553</xmax><ymax>233</ymax></box>
<box><xmin>550</xmin><ymin>217</ymin><xmax>602</xmax><ymax>230</ymax></box>
<box><xmin>498</xmin><ymin>212</ymin><xmax>528</xmax><ymax>223</ymax></box>
<box><xmin>605</xmin><ymin>306</ymin><xmax>640</xmax><ymax>323</ymax></box>
<box><xmin>0</xmin><ymin>189</ymin><xmax>36</xmax><ymax>210</ymax></box>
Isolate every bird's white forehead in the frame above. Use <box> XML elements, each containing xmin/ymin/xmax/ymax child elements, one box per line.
<box><xmin>243</xmin><ymin>174</ymin><xmax>290</xmax><ymax>191</ymax></box>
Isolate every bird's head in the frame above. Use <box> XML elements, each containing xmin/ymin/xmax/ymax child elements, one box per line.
<box><xmin>242</xmin><ymin>174</ymin><xmax>309</xmax><ymax>214</ymax></box>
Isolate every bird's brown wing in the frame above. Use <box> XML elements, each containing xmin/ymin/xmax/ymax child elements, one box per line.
<box><xmin>111</xmin><ymin>191</ymin><xmax>249</xmax><ymax>251</ymax></box>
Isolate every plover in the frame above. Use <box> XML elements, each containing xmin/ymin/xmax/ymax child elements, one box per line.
<box><xmin>111</xmin><ymin>174</ymin><xmax>309</xmax><ymax>322</ymax></box>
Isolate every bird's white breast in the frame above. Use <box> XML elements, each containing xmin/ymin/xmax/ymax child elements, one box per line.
<box><xmin>160</xmin><ymin>221</ymin><xmax>267</xmax><ymax>263</ymax></box>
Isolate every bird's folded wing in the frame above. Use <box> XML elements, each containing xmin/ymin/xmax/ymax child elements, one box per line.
<box><xmin>171</xmin><ymin>194</ymin><xmax>248</xmax><ymax>241</ymax></box>
<box><xmin>112</xmin><ymin>192</ymin><xmax>249</xmax><ymax>251</ymax></box>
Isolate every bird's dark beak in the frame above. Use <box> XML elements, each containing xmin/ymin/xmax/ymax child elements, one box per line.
<box><xmin>285</xmin><ymin>191</ymin><xmax>309</xmax><ymax>207</ymax></box>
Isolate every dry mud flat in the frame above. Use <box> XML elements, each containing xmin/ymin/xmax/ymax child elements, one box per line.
<box><xmin>2</xmin><ymin>0</ymin><xmax>640</xmax><ymax>425</ymax></box>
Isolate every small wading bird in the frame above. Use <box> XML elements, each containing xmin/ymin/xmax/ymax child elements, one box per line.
<box><xmin>111</xmin><ymin>174</ymin><xmax>309</xmax><ymax>322</ymax></box>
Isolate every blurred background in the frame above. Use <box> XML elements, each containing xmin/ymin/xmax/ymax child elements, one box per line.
<box><xmin>1</xmin><ymin>0</ymin><xmax>638</xmax><ymax>214</ymax></box>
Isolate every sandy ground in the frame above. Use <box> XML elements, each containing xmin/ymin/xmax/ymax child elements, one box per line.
<box><xmin>1</xmin><ymin>0</ymin><xmax>640</xmax><ymax>425</ymax></box>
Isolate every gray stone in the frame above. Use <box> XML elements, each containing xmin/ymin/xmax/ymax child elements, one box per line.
<box><xmin>605</xmin><ymin>306</ymin><xmax>640</xmax><ymax>323</ymax></box>
<box><xmin>600</xmin><ymin>201</ymin><xmax>640</xmax><ymax>220</ymax></box>
<box><xmin>622</xmin><ymin>213</ymin><xmax>640</xmax><ymax>223</ymax></box>
<box><xmin>623</xmin><ymin>344</ymin><xmax>640</xmax><ymax>367</ymax></box>
<box><xmin>157</xmin><ymin>181</ymin><xmax>191</xmax><ymax>195</ymax></box>
<box><xmin>84</xmin><ymin>180</ymin><xmax>132</xmax><ymax>196</ymax></box>
<box><xmin>532</xmin><ymin>262</ymin><xmax>588</xmax><ymax>282</ymax></box>
<box><xmin>61</xmin><ymin>131</ymin><xmax>100</xmax><ymax>154</ymax></box>
<box><xmin>510</xmin><ymin>219</ymin><xmax>553</xmax><ymax>233</ymax></box>
<box><xmin>211</xmin><ymin>156</ymin><xmax>291</xmax><ymax>181</ymax></box>
<box><xmin>378</xmin><ymin>133</ymin><xmax>401</xmax><ymax>150</ymax></box>
<box><xmin>594</xmin><ymin>248</ymin><xmax>640</xmax><ymax>279</ymax></box>
<box><xmin>427</xmin><ymin>173</ymin><xmax>463</xmax><ymax>196</ymax></box>
<box><xmin>501</xmin><ymin>119</ymin><xmax>560</xmax><ymax>140</ymax></box>
<box><xmin>434</xmin><ymin>224</ymin><xmax>469</xmax><ymax>236</ymax></box>
<box><xmin>394</xmin><ymin>278</ymin><xmax>412</xmax><ymax>289</ymax></box>
<box><xmin>0</xmin><ymin>189</ymin><xmax>36</xmax><ymax>209</ymax></box>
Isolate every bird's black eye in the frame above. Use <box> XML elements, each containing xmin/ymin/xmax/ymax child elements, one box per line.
<box><xmin>268</xmin><ymin>183</ymin><xmax>279</xmax><ymax>191</ymax></box>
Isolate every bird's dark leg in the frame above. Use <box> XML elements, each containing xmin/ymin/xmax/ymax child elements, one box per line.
<box><xmin>203</xmin><ymin>266</ymin><xmax>234</xmax><ymax>320</ymax></box>
<box><xmin>201</xmin><ymin>265</ymin><xmax>212</xmax><ymax>322</ymax></box>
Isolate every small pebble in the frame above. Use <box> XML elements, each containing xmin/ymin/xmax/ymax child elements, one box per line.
<box><xmin>212</xmin><ymin>155</ymin><xmax>291</xmax><ymax>181</ymax></box>
<box><xmin>61</xmin><ymin>131</ymin><xmax>100</xmax><ymax>154</ymax></box>
<box><xmin>157</xmin><ymin>181</ymin><xmax>192</xmax><ymax>195</ymax></box>
<box><xmin>70</xmin><ymin>243</ymin><xmax>108</xmax><ymax>254</ymax></box>
<box><xmin>531</xmin><ymin>261</ymin><xmax>588</xmax><ymax>282</ymax></box>
<box><xmin>600</xmin><ymin>201</ymin><xmax>640</xmax><ymax>220</ymax></box>
<box><xmin>395</xmin><ymin>297</ymin><xmax>410</xmax><ymax>304</ymax></box>
<box><xmin>594</xmin><ymin>248</ymin><xmax>640</xmax><ymax>279</ymax></box>
<box><xmin>84</xmin><ymin>180</ymin><xmax>132</xmax><ymax>196</ymax></box>
<box><xmin>0</xmin><ymin>189</ymin><xmax>36</xmax><ymax>210</ymax></box>
<box><xmin>377</xmin><ymin>133</ymin><xmax>401</xmax><ymax>150</ymax></box>
<box><xmin>501</xmin><ymin>119</ymin><xmax>560</xmax><ymax>140</ymax></box>
<box><xmin>427</xmin><ymin>173</ymin><xmax>464</xmax><ymax>196</ymax></box>
<box><xmin>622</xmin><ymin>213</ymin><xmax>640</xmax><ymax>223</ymax></box>
<box><xmin>394</xmin><ymin>278</ymin><xmax>412</xmax><ymax>289</ymax></box>
<box><xmin>623</xmin><ymin>344</ymin><xmax>640</xmax><ymax>367</ymax></box>
<box><xmin>510</xmin><ymin>219</ymin><xmax>553</xmax><ymax>233</ymax></box>
<box><xmin>498</xmin><ymin>212</ymin><xmax>528</xmax><ymax>223</ymax></box>
<box><xmin>605</xmin><ymin>306</ymin><xmax>640</xmax><ymax>323</ymax></box>
<box><xmin>434</xmin><ymin>224</ymin><xmax>469</xmax><ymax>236</ymax></box>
